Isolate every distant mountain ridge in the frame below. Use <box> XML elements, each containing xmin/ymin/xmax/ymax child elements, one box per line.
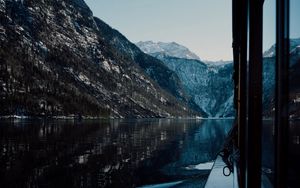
<box><xmin>136</xmin><ymin>41</ymin><xmax>201</xmax><ymax>60</ymax></box>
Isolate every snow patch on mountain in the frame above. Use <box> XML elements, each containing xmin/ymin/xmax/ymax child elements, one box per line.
<box><xmin>136</xmin><ymin>41</ymin><xmax>201</xmax><ymax>60</ymax></box>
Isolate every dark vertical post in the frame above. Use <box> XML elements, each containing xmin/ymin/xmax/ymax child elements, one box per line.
<box><xmin>275</xmin><ymin>0</ymin><xmax>289</xmax><ymax>187</ymax></box>
<box><xmin>247</xmin><ymin>0</ymin><xmax>263</xmax><ymax>187</ymax></box>
<box><xmin>232</xmin><ymin>0</ymin><xmax>248</xmax><ymax>187</ymax></box>
<box><xmin>239</xmin><ymin>1</ymin><xmax>248</xmax><ymax>187</ymax></box>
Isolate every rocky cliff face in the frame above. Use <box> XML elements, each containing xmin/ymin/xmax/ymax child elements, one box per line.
<box><xmin>0</xmin><ymin>0</ymin><xmax>194</xmax><ymax>118</ymax></box>
<box><xmin>151</xmin><ymin>54</ymin><xmax>235</xmax><ymax>117</ymax></box>
<box><xmin>136</xmin><ymin>42</ymin><xmax>235</xmax><ymax>117</ymax></box>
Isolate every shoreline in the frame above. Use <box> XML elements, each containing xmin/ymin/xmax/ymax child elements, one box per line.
<box><xmin>1</xmin><ymin>115</ymin><xmax>299</xmax><ymax>121</ymax></box>
<box><xmin>0</xmin><ymin>115</ymin><xmax>237</xmax><ymax>121</ymax></box>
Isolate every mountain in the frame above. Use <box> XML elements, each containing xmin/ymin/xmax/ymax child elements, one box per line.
<box><xmin>136</xmin><ymin>41</ymin><xmax>235</xmax><ymax>117</ymax></box>
<box><xmin>2</xmin><ymin>0</ymin><xmax>298</xmax><ymax>119</ymax></box>
<box><xmin>260</xmin><ymin>39</ymin><xmax>300</xmax><ymax>118</ymax></box>
<box><xmin>138</xmin><ymin>39</ymin><xmax>300</xmax><ymax>118</ymax></box>
<box><xmin>136</xmin><ymin>41</ymin><xmax>201</xmax><ymax>60</ymax></box>
<box><xmin>150</xmin><ymin>54</ymin><xmax>235</xmax><ymax>117</ymax></box>
<box><xmin>92</xmin><ymin>18</ymin><xmax>192</xmax><ymax>105</ymax></box>
<box><xmin>0</xmin><ymin>0</ymin><xmax>195</xmax><ymax>118</ymax></box>
<box><xmin>263</xmin><ymin>38</ymin><xmax>300</xmax><ymax>59</ymax></box>
<box><xmin>136</xmin><ymin>48</ymin><xmax>235</xmax><ymax>117</ymax></box>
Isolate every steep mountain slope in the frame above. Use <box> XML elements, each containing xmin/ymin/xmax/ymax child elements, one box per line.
<box><xmin>93</xmin><ymin>18</ymin><xmax>189</xmax><ymax>103</ymax></box>
<box><xmin>150</xmin><ymin>53</ymin><xmax>235</xmax><ymax>117</ymax></box>
<box><xmin>137</xmin><ymin>41</ymin><xmax>235</xmax><ymax>117</ymax></box>
<box><xmin>136</xmin><ymin>41</ymin><xmax>201</xmax><ymax>60</ymax></box>
<box><xmin>0</xmin><ymin>0</ymin><xmax>193</xmax><ymax>118</ymax></box>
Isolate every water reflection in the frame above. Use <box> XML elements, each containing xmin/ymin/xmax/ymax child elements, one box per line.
<box><xmin>0</xmin><ymin>119</ymin><xmax>233</xmax><ymax>188</ymax></box>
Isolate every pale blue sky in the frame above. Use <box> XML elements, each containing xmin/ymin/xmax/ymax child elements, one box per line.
<box><xmin>85</xmin><ymin>0</ymin><xmax>300</xmax><ymax>61</ymax></box>
<box><xmin>264</xmin><ymin>0</ymin><xmax>300</xmax><ymax>52</ymax></box>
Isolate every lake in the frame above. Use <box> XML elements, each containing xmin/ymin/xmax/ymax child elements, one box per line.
<box><xmin>0</xmin><ymin>119</ymin><xmax>233</xmax><ymax>188</ymax></box>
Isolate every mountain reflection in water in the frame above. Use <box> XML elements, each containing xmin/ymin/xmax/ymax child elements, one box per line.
<box><xmin>0</xmin><ymin>119</ymin><xmax>233</xmax><ymax>188</ymax></box>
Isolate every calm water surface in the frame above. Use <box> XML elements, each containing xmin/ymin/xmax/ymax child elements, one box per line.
<box><xmin>0</xmin><ymin>119</ymin><xmax>233</xmax><ymax>188</ymax></box>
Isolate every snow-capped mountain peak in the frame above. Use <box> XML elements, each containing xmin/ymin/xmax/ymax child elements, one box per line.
<box><xmin>136</xmin><ymin>41</ymin><xmax>201</xmax><ymax>60</ymax></box>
